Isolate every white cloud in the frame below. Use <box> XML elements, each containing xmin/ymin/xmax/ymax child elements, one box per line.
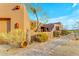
<box><xmin>47</xmin><ymin>16</ymin><xmax>67</xmax><ymax>23</ymax></box>
<box><xmin>72</xmin><ymin>3</ymin><xmax>77</xmax><ymax>8</ymax></box>
<box><xmin>47</xmin><ymin>9</ymin><xmax>79</xmax><ymax>30</ymax></box>
<box><xmin>46</xmin><ymin>6</ymin><xmax>79</xmax><ymax>30</ymax></box>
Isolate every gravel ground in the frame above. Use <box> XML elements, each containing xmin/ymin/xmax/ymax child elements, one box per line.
<box><xmin>0</xmin><ymin>36</ymin><xmax>79</xmax><ymax>56</ymax></box>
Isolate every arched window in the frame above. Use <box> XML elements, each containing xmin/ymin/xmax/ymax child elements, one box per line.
<box><xmin>15</xmin><ymin>22</ymin><xmax>19</xmax><ymax>29</ymax></box>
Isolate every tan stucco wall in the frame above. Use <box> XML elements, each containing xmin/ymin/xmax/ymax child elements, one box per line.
<box><xmin>54</xmin><ymin>24</ymin><xmax>63</xmax><ymax>30</ymax></box>
<box><xmin>0</xmin><ymin>3</ymin><xmax>30</xmax><ymax>32</ymax></box>
<box><xmin>23</xmin><ymin>5</ymin><xmax>30</xmax><ymax>32</ymax></box>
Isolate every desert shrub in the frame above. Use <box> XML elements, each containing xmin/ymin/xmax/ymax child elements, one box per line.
<box><xmin>61</xmin><ymin>30</ymin><xmax>71</xmax><ymax>36</ymax></box>
<box><xmin>31</xmin><ymin>22</ymin><xmax>36</xmax><ymax>30</ymax></box>
<box><xmin>0</xmin><ymin>33</ymin><xmax>9</xmax><ymax>44</ymax></box>
<box><xmin>8</xmin><ymin>29</ymin><xmax>26</xmax><ymax>47</ymax></box>
<box><xmin>53</xmin><ymin>31</ymin><xmax>60</xmax><ymax>37</ymax></box>
<box><xmin>0</xmin><ymin>29</ymin><xmax>27</xmax><ymax>48</ymax></box>
<box><xmin>31</xmin><ymin>32</ymin><xmax>48</xmax><ymax>42</ymax></box>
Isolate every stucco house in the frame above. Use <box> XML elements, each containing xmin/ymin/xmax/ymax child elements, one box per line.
<box><xmin>0</xmin><ymin>3</ymin><xmax>30</xmax><ymax>33</ymax></box>
<box><xmin>40</xmin><ymin>22</ymin><xmax>63</xmax><ymax>37</ymax></box>
<box><xmin>40</xmin><ymin>22</ymin><xmax>62</xmax><ymax>32</ymax></box>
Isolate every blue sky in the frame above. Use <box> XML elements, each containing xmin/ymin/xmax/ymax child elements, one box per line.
<box><xmin>25</xmin><ymin>3</ymin><xmax>79</xmax><ymax>30</ymax></box>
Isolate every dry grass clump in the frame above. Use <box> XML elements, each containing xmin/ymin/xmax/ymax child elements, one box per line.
<box><xmin>0</xmin><ymin>29</ymin><xmax>27</xmax><ymax>48</ymax></box>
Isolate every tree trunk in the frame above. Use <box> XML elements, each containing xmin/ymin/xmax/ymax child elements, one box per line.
<box><xmin>35</xmin><ymin>12</ymin><xmax>39</xmax><ymax>32</ymax></box>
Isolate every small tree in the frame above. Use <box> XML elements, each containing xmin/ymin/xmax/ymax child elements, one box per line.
<box><xmin>37</xmin><ymin>14</ymin><xmax>49</xmax><ymax>31</ymax></box>
<box><xmin>25</xmin><ymin>4</ymin><xmax>49</xmax><ymax>32</ymax></box>
<box><xmin>25</xmin><ymin>4</ymin><xmax>41</xmax><ymax>32</ymax></box>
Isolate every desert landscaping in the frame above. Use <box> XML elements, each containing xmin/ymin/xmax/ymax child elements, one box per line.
<box><xmin>0</xmin><ymin>3</ymin><xmax>79</xmax><ymax>56</ymax></box>
<box><xmin>0</xmin><ymin>32</ymin><xmax>78</xmax><ymax>56</ymax></box>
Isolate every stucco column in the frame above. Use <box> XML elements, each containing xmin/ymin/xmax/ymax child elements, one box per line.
<box><xmin>26</xmin><ymin>29</ymin><xmax>31</xmax><ymax>45</ymax></box>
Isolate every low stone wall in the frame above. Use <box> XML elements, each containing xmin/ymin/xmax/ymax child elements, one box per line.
<box><xmin>46</xmin><ymin>32</ymin><xmax>53</xmax><ymax>39</ymax></box>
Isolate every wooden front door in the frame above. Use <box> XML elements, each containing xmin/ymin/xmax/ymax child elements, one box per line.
<box><xmin>0</xmin><ymin>18</ymin><xmax>11</xmax><ymax>33</ymax></box>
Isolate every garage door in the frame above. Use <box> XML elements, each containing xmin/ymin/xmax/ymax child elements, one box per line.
<box><xmin>0</xmin><ymin>18</ymin><xmax>11</xmax><ymax>33</ymax></box>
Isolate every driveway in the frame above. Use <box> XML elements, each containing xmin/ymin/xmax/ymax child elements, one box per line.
<box><xmin>0</xmin><ymin>37</ymin><xmax>70</xmax><ymax>56</ymax></box>
<box><xmin>0</xmin><ymin>34</ymin><xmax>79</xmax><ymax>56</ymax></box>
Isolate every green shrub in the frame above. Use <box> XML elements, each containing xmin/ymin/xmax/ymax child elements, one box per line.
<box><xmin>31</xmin><ymin>22</ymin><xmax>36</xmax><ymax>30</ymax></box>
<box><xmin>61</xmin><ymin>30</ymin><xmax>71</xmax><ymax>36</ymax></box>
<box><xmin>32</xmin><ymin>32</ymin><xmax>48</xmax><ymax>42</ymax></box>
